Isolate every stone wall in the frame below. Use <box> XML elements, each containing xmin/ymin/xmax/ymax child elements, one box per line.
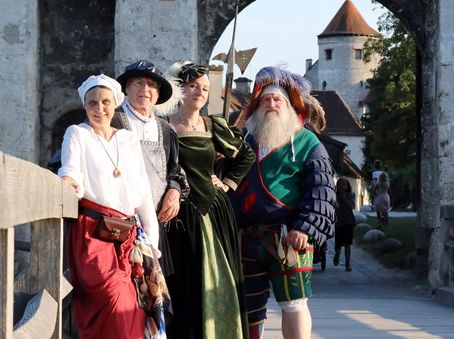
<box><xmin>432</xmin><ymin>0</ymin><xmax>454</xmax><ymax>289</ymax></box>
<box><xmin>332</xmin><ymin>135</ymin><xmax>364</xmax><ymax>168</ymax></box>
<box><xmin>115</xmin><ymin>0</ymin><xmax>199</xmax><ymax>73</ymax></box>
<box><xmin>0</xmin><ymin>0</ymin><xmax>39</xmax><ymax>163</ymax></box>
<box><xmin>39</xmin><ymin>0</ymin><xmax>115</xmax><ymax>165</ymax></box>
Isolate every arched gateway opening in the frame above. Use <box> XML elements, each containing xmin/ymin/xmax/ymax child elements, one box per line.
<box><xmin>197</xmin><ymin>0</ymin><xmax>445</xmax><ymax>294</ymax></box>
<box><xmin>28</xmin><ymin>0</ymin><xmax>450</xmax><ymax>302</ymax></box>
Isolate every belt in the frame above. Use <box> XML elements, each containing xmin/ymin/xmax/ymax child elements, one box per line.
<box><xmin>80</xmin><ymin>207</ymin><xmax>104</xmax><ymax>219</ymax></box>
<box><xmin>245</xmin><ymin>224</ymin><xmax>283</xmax><ymax>238</ymax></box>
<box><xmin>79</xmin><ymin>207</ymin><xmax>136</xmax><ymax>223</ymax></box>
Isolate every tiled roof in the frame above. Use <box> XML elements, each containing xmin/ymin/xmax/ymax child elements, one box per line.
<box><xmin>312</xmin><ymin>91</ymin><xmax>364</xmax><ymax>136</ymax></box>
<box><xmin>319</xmin><ymin>0</ymin><xmax>379</xmax><ymax>38</ymax></box>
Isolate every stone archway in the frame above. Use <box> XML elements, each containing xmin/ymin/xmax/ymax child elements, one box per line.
<box><xmin>1</xmin><ymin>0</ymin><xmax>452</xmax><ymax>300</ymax></box>
<box><xmin>50</xmin><ymin>109</ymin><xmax>86</xmax><ymax>157</ymax></box>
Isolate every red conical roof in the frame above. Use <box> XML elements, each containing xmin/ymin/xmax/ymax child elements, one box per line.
<box><xmin>319</xmin><ymin>0</ymin><xmax>379</xmax><ymax>38</ymax></box>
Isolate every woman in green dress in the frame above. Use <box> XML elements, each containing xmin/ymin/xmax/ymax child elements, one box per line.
<box><xmin>166</xmin><ymin>61</ymin><xmax>255</xmax><ymax>339</ymax></box>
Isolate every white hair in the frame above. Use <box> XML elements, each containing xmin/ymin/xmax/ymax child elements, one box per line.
<box><xmin>246</xmin><ymin>104</ymin><xmax>302</xmax><ymax>150</ymax></box>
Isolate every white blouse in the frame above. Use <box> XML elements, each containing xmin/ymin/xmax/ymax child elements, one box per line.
<box><xmin>58</xmin><ymin>123</ymin><xmax>160</xmax><ymax>251</ymax></box>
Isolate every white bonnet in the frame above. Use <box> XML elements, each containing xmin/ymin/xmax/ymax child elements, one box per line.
<box><xmin>77</xmin><ymin>74</ymin><xmax>125</xmax><ymax>106</ymax></box>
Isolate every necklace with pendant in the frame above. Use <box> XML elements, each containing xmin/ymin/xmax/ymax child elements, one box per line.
<box><xmin>96</xmin><ymin>132</ymin><xmax>121</xmax><ymax>178</ymax></box>
<box><xmin>179</xmin><ymin>115</ymin><xmax>200</xmax><ymax>131</ymax></box>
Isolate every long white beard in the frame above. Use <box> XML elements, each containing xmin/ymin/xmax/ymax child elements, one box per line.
<box><xmin>246</xmin><ymin>106</ymin><xmax>302</xmax><ymax>150</ymax></box>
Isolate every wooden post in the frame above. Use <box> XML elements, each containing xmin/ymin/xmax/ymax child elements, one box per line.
<box><xmin>0</xmin><ymin>227</ymin><xmax>14</xmax><ymax>339</ymax></box>
<box><xmin>15</xmin><ymin>219</ymin><xmax>65</xmax><ymax>339</ymax></box>
<box><xmin>0</xmin><ymin>152</ymin><xmax>77</xmax><ymax>338</ymax></box>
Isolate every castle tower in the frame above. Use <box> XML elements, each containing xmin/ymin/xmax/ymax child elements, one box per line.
<box><xmin>306</xmin><ymin>0</ymin><xmax>380</xmax><ymax>118</ymax></box>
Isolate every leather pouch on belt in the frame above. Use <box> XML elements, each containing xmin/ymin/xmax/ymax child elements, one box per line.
<box><xmin>94</xmin><ymin>216</ymin><xmax>136</xmax><ymax>242</ymax></box>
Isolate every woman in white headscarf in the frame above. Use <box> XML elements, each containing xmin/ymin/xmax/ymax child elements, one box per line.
<box><xmin>58</xmin><ymin>74</ymin><xmax>159</xmax><ymax>338</ymax></box>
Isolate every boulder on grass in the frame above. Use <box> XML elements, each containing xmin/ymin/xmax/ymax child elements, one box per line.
<box><xmin>362</xmin><ymin>229</ymin><xmax>386</xmax><ymax>242</ymax></box>
<box><xmin>354</xmin><ymin>212</ymin><xmax>368</xmax><ymax>224</ymax></box>
<box><xmin>379</xmin><ymin>238</ymin><xmax>403</xmax><ymax>253</ymax></box>
<box><xmin>355</xmin><ymin>223</ymin><xmax>372</xmax><ymax>232</ymax></box>
<box><xmin>360</xmin><ymin>205</ymin><xmax>374</xmax><ymax>212</ymax></box>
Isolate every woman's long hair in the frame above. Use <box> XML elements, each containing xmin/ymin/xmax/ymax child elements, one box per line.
<box><xmin>336</xmin><ymin>178</ymin><xmax>352</xmax><ymax>194</ymax></box>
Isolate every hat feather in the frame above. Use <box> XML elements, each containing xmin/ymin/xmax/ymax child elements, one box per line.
<box><xmin>304</xmin><ymin>95</ymin><xmax>326</xmax><ymax>133</ymax></box>
<box><xmin>167</xmin><ymin>60</ymin><xmax>193</xmax><ymax>78</ymax></box>
<box><xmin>244</xmin><ymin>66</ymin><xmax>313</xmax><ymax>120</ymax></box>
<box><xmin>254</xmin><ymin>67</ymin><xmax>312</xmax><ymax>98</ymax></box>
<box><xmin>154</xmin><ymin>75</ymin><xmax>184</xmax><ymax>117</ymax></box>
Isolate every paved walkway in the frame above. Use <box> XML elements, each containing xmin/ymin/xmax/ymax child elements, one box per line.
<box><xmin>361</xmin><ymin>211</ymin><xmax>417</xmax><ymax>218</ymax></box>
<box><xmin>263</xmin><ymin>239</ymin><xmax>454</xmax><ymax>338</ymax></box>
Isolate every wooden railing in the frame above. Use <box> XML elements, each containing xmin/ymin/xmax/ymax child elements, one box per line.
<box><xmin>0</xmin><ymin>151</ymin><xmax>78</xmax><ymax>339</ymax></box>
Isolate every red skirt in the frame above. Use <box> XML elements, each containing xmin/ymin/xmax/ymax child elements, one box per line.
<box><xmin>67</xmin><ymin>199</ymin><xmax>146</xmax><ymax>339</ymax></box>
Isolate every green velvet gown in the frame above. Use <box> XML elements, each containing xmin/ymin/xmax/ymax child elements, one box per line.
<box><xmin>166</xmin><ymin>116</ymin><xmax>255</xmax><ymax>339</ymax></box>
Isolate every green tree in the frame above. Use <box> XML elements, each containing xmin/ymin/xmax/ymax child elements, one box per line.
<box><xmin>362</xmin><ymin>10</ymin><xmax>417</xmax><ymax>209</ymax></box>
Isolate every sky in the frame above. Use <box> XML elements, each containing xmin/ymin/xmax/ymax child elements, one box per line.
<box><xmin>210</xmin><ymin>0</ymin><xmax>388</xmax><ymax>82</ymax></box>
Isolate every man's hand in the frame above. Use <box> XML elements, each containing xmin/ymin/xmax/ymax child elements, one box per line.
<box><xmin>62</xmin><ymin>176</ymin><xmax>80</xmax><ymax>193</ymax></box>
<box><xmin>157</xmin><ymin>188</ymin><xmax>180</xmax><ymax>222</ymax></box>
<box><xmin>211</xmin><ymin>175</ymin><xmax>229</xmax><ymax>192</ymax></box>
<box><xmin>285</xmin><ymin>230</ymin><xmax>309</xmax><ymax>251</ymax></box>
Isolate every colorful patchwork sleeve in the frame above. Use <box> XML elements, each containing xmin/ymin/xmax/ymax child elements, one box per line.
<box><xmin>291</xmin><ymin>143</ymin><xmax>336</xmax><ymax>246</ymax></box>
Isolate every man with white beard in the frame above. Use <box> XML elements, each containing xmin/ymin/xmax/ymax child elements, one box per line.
<box><xmin>230</xmin><ymin>66</ymin><xmax>336</xmax><ymax>339</ymax></box>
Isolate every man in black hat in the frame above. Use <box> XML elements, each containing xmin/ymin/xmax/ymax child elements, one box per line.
<box><xmin>114</xmin><ymin>60</ymin><xmax>189</xmax><ymax>277</ymax></box>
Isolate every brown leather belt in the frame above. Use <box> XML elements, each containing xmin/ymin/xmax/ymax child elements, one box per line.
<box><xmin>244</xmin><ymin>224</ymin><xmax>282</xmax><ymax>239</ymax></box>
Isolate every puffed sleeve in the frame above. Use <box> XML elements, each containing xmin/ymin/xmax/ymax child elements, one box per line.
<box><xmin>291</xmin><ymin>143</ymin><xmax>336</xmax><ymax>246</ymax></box>
<box><xmin>58</xmin><ymin>125</ymin><xmax>84</xmax><ymax>199</ymax></box>
<box><xmin>164</xmin><ymin>122</ymin><xmax>190</xmax><ymax>200</ymax></box>
<box><xmin>210</xmin><ymin>115</ymin><xmax>255</xmax><ymax>191</ymax></box>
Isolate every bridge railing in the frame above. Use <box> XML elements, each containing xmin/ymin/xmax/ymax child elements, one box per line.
<box><xmin>0</xmin><ymin>151</ymin><xmax>78</xmax><ymax>339</ymax></box>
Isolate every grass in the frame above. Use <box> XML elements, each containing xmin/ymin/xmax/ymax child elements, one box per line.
<box><xmin>353</xmin><ymin>216</ymin><xmax>417</xmax><ymax>269</ymax></box>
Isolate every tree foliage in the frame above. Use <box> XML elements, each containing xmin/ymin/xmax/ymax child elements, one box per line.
<box><xmin>362</xmin><ymin>11</ymin><xmax>417</xmax><ymax>208</ymax></box>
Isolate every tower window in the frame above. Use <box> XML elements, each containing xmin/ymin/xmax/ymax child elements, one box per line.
<box><xmin>354</xmin><ymin>49</ymin><xmax>363</xmax><ymax>60</ymax></box>
<box><xmin>325</xmin><ymin>49</ymin><xmax>333</xmax><ymax>60</ymax></box>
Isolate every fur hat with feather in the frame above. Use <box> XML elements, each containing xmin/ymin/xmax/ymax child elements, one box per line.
<box><xmin>243</xmin><ymin>66</ymin><xmax>326</xmax><ymax>133</ymax></box>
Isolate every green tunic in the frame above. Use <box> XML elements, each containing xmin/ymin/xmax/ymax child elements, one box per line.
<box><xmin>259</xmin><ymin>128</ymin><xmax>320</xmax><ymax>206</ymax></box>
<box><xmin>167</xmin><ymin>116</ymin><xmax>255</xmax><ymax>339</ymax></box>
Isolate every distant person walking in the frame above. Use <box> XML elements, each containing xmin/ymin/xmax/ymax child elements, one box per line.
<box><xmin>371</xmin><ymin>159</ymin><xmax>384</xmax><ymax>188</ymax></box>
<box><xmin>333</xmin><ymin>178</ymin><xmax>356</xmax><ymax>272</ymax></box>
<box><xmin>374</xmin><ymin>172</ymin><xmax>391</xmax><ymax>228</ymax></box>
<box><xmin>371</xmin><ymin>159</ymin><xmax>385</xmax><ymax>221</ymax></box>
